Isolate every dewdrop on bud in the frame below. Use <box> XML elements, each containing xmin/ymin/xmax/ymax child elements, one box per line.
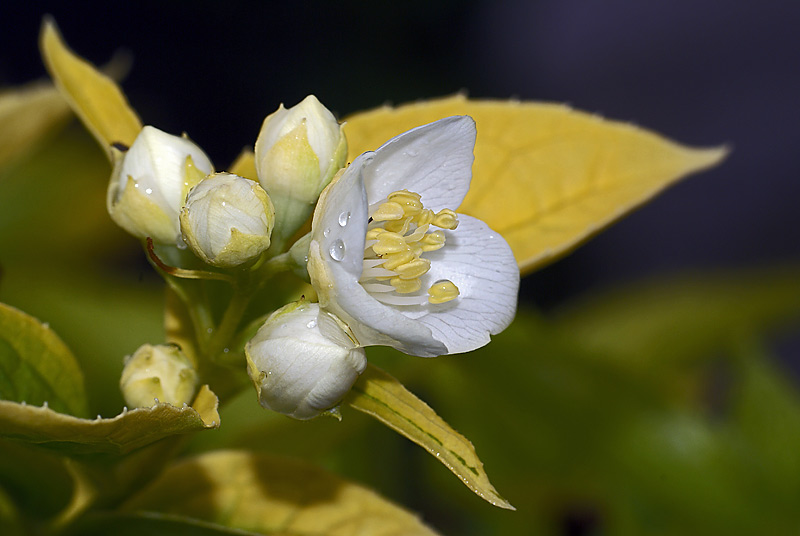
<box><xmin>108</xmin><ymin>126</ymin><xmax>213</xmax><ymax>245</ymax></box>
<box><xmin>120</xmin><ymin>344</ymin><xmax>198</xmax><ymax>408</ymax></box>
<box><xmin>245</xmin><ymin>301</ymin><xmax>366</xmax><ymax>420</ymax></box>
<box><xmin>254</xmin><ymin>95</ymin><xmax>347</xmax><ymax>242</ymax></box>
<box><xmin>180</xmin><ymin>173</ymin><xmax>275</xmax><ymax>267</ymax></box>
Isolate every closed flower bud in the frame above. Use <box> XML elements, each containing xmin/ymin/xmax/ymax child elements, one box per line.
<box><xmin>180</xmin><ymin>173</ymin><xmax>275</xmax><ymax>267</ymax></box>
<box><xmin>120</xmin><ymin>344</ymin><xmax>198</xmax><ymax>408</ymax></box>
<box><xmin>254</xmin><ymin>95</ymin><xmax>347</xmax><ymax>243</ymax></box>
<box><xmin>108</xmin><ymin>126</ymin><xmax>213</xmax><ymax>245</ymax></box>
<box><xmin>245</xmin><ymin>301</ymin><xmax>366</xmax><ymax>420</ymax></box>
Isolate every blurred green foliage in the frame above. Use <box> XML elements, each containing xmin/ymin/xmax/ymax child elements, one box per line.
<box><xmin>2</xmin><ymin>122</ymin><xmax>800</xmax><ymax>535</ymax></box>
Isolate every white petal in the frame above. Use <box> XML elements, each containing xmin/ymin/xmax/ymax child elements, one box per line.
<box><xmin>413</xmin><ymin>215</ymin><xmax>520</xmax><ymax>354</ymax></box>
<box><xmin>363</xmin><ymin>116</ymin><xmax>475</xmax><ymax>211</ymax></box>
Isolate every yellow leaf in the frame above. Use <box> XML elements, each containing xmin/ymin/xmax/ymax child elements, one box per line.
<box><xmin>40</xmin><ymin>19</ymin><xmax>142</xmax><ymax>157</ymax></box>
<box><xmin>0</xmin><ymin>385</ymin><xmax>219</xmax><ymax>456</ymax></box>
<box><xmin>346</xmin><ymin>364</ymin><xmax>514</xmax><ymax>510</ymax></box>
<box><xmin>121</xmin><ymin>450</ymin><xmax>439</xmax><ymax>535</ymax></box>
<box><xmin>0</xmin><ymin>81</ymin><xmax>70</xmax><ymax>169</ymax></box>
<box><xmin>344</xmin><ymin>94</ymin><xmax>727</xmax><ymax>274</ymax></box>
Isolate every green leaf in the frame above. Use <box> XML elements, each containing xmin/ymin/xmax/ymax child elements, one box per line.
<box><xmin>76</xmin><ymin>512</ymin><xmax>262</xmax><ymax>535</ymax></box>
<box><xmin>345</xmin><ymin>364</ymin><xmax>514</xmax><ymax>510</ymax></box>
<box><xmin>40</xmin><ymin>19</ymin><xmax>142</xmax><ymax>156</ymax></box>
<box><xmin>344</xmin><ymin>94</ymin><xmax>726</xmax><ymax>274</ymax></box>
<box><xmin>0</xmin><ymin>385</ymin><xmax>219</xmax><ymax>456</ymax></box>
<box><xmin>0</xmin><ymin>302</ymin><xmax>88</xmax><ymax>417</ymax></box>
<box><xmin>553</xmin><ymin>267</ymin><xmax>800</xmax><ymax>367</ymax></box>
<box><xmin>120</xmin><ymin>450</ymin><xmax>439</xmax><ymax>535</ymax></box>
<box><xmin>0</xmin><ymin>81</ymin><xmax>70</xmax><ymax>170</ymax></box>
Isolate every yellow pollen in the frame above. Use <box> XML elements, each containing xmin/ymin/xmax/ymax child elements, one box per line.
<box><xmin>363</xmin><ymin>190</ymin><xmax>459</xmax><ymax>306</ymax></box>
<box><xmin>428</xmin><ymin>280</ymin><xmax>460</xmax><ymax>304</ymax></box>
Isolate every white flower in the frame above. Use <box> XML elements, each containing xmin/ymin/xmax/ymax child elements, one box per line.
<box><xmin>120</xmin><ymin>344</ymin><xmax>198</xmax><ymax>408</ymax></box>
<box><xmin>245</xmin><ymin>301</ymin><xmax>367</xmax><ymax>420</ymax></box>
<box><xmin>307</xmin><ymin>116</ymin><xmax>519</xmax><ymax>357</ymax></box>
<box><xmin>254</xmin><ymin>95</ymin><xmax>347</xmax><ymax>241</ymax></box>
<box><xmin>180</xmin><ymin>173</ymin><xmax>275</xmax><ymax>267</ymax></box>
<box><xmin>108</xmin><ymin>125</ymin><xmax>213</xmax><ymax>245</ymax></box>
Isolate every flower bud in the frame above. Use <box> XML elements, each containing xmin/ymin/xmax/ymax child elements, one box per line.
<box><xmin>245</xmin><ymin>301</ymin><xmax>366</xmax><ymax>420</ymax></box>
<box><xmin>254</xmin><ymin>95</ymin><xmax>347</xmax><ymax>243</ymax></box>
<box><xmin>108</xmin><ymin>126</ymin><xmax>213</xmax><ymax>245</ymax></box>
<box><xmin>180</xmin><ymin>173</ymin><xmax>275</xmax><ymax>267</ymax></box>
<box><xmin>119</xmin><ymin>344</ymin><xmax>198</xmax><ymax>408</ymax></box>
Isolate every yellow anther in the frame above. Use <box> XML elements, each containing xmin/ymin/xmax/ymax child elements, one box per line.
<box><xmin>371</xmin><ymin>201</ymin><xmax>405</xmax><ymax>221</ymax></box>
<box><xmin>428</xmin><ymin>280</ymin><xmax>460</xmax><ymax>304</ymax></box>
<box><xmin>388</xmin><ymin>190</ymin><xmax>423</xmax><ymax>215</ymax></box>
<box><xmin>380</xmin><ymin>249</ymin><xmax>416</xmax><ymax>270</ymax></box>
<box><xmin>388</xmin><ymin>189</ymin><xmax>421</xmax><ymax>202</ymax></box>
<box><xmin>372</xmin><ymin>232</ymin><xmax>409</xmax><ymax>255</ymax></box>
<box><xmin>432</xmin><ymin>209</ymin><xmax>458</xmax><ymax>230</ymax></box>
<box><xmin>394</xmin><ymin>258</ymin><xmax>431</xmax><ymax>280</ymax></box>
<box><xmin>414</xmin><ymin>209</ymin><xmax>434</xmax><ymax>226</ymax></box>
<box><xmin>404</xmin><ymin>224</ymin><xmax>430</xmax><ymax>243</ymax></box>
<box><xmin>420</xmin><ymin>230</ymin><xmax>446</xmax><ymax>252</ymax></box>
<box><xmin>390</xmin><ymin>277</ymin><xmax>422</xmax><ymax>294</ymax></box>
<box><xmin>365</xmin><ymin>227</ymin><xmax>386</xmax><ymax>241</ymax></box>
<box><xmin>382</xmin><ymin>216</ymin><xmax>412</xmax><ymax>235</ymax></box>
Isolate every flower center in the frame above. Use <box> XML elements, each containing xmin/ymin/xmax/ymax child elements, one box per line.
<box><xmin>360</xmin><ymin>190</ymin><xmax>460</xmax><ymax>306</ymax></box>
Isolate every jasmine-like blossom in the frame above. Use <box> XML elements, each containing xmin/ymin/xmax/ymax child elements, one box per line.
<box><xmin>119</xmin><ymin>344</ymin><xmax>198</xmax><ymax>408</ymax></box>
<box><xmin>307</xmin><ymin>116</ymin><xmax>519</xmax><ymax>357</ymax></box>
<box><xmin>108</xmin><ymin>125</ymin><xmax>213</xmax><ymax>245</ymax></box>
<box><xmin>254</xmin><ymin>95</ymin><xmax>347</xmax><ymax>242</ymax></box>
<box><xmin>245</xmin><ymin>301</ymin><xmax>367</xmax><ymax>420</ymax></box>
<box><xmin>180</xmin><ymin>173</ymin><xmax>275</xmax><ymax>267</ymax></box>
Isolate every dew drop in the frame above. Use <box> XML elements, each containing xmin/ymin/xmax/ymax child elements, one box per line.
<box><xmin>323</xmin><ymin>227</ymin><xmax>331</xmax><ymax>237</ymax></box>
<box><xmin>338</xmin><ymin>211</ymin><xmax>351</xmax><ymax>227</ymax></box>
<box><xmin>306</xmin><ymin>319</ymin><xmax>317</xmax><ymax>329</ymax></box>
<box><xmin>206</xmin><ymin>327</ymin><xmax>214</xmax><ymax>334</ymax></box>
<box><xmin>223</xmin><ymin>348</ymin><xmax>230</xmax><ymax>353</ymax></box>
<box><xmin>145</xmin><ymin>187</ymin><xmax>153</xmax><ymax>195</ymax></box>
<box><xmin>329</xmin><ymin>239</ymin><xmax>346</xmax><ymax>261</ymax></box>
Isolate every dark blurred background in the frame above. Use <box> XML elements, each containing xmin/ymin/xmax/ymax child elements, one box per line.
<box><xmin>2</xmin><ymin>2</ymin><xmax>800</xmax><ymax>535</ymax></box>
<box><xmin>2</xmin><ymin>0</ymin><xmax>798</xmax><ymax>308</ymax></box>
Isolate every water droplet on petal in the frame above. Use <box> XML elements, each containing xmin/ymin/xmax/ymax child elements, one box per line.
<box><xmin>145</xmin><ymin>187</ymin><xmax>153</xmax><ymax>195</ymax></box>
<box><xmin>329</xmin><ymin>239</ymin><xmax>346</xmax><ymax>261</ymax></box>
<box><xmin>323</xmin><ymin>228</ymin><xmax>331</xmax><ymax>237</ymax></box>
<box><xmin>306</xmin><ymin>319</ymin><xmax>317</xmax><ymax>329</ymax></box>
<box><xmin>338</xmin><ymin>211</ymin><xmax>351</xmax><ymax>227</ymax></box>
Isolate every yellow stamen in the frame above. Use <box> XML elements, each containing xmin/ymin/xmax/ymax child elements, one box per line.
<box><xmin>380</xmin><ymin>249</ymin><xmax>416</xmax><ymax>270</ymax></box>
<box><xmin>388</xmin><ymin>190</ymin><xmax>423</xmax><ymax>215</ymax></box>
<box><xmin>428</xmin><ymin>280</ymin><xmax>460</xmax><ymax>304</ymax></box>
<box><xmin>415</xmin><ymin>209</ymin><xmax>434</xmax><ymax>226</ymax></box>
<box><xmin>391</xmin><ymin>277</ymin><xmax>422</xmax><ymax>294</ymax></box>
<box><xmin>432</xmin><ymin>209</ymin><xmax>458</xmax><ymax>230</ymax></box>
<box><xmin>372</xmin><ymin>232</ymin><xmax>410</xmax><ymax>255</ymax></box>
<box><xmin>394</xmin><ymin>258</ymin><xmax>431</xmax><ymax>280</ymax></box>
<box><xmin>420</xmin><ymin>230</ymin><xmax>446</xmax><ymax>252</ymax></box>
<box><xmin>383</xmin><ymin>216</ymin><xmax>412</xmax><ymax>234</ymax></box>
<box><xmin>362</xmin><ymin>190</ymin><xmax>460</xmax><ymax>306</ymax></box>
<box><xmin>372</xmin><ymin>201</ymin><xmax>405</xmax><ymax>221</ymax></box>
